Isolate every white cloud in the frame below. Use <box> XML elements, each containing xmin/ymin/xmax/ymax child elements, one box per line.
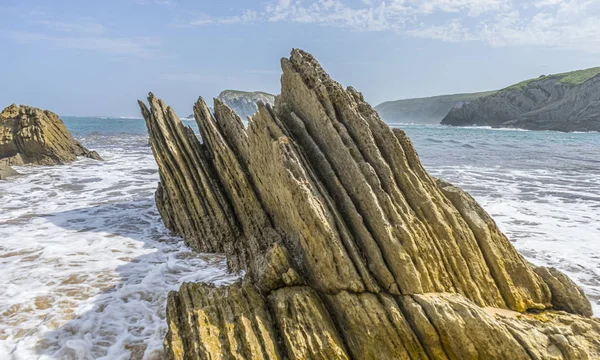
<box><xmin>32</xmin><ymin>19</ymin><xmax>106</xmax><ymax>35</ymax></box>
<box><xmin>189</xmin><ymin>9</ymin><xmax>258</xmax><ymax>26</ymax></box>
<box><xmin>479</xmin><ymin>1</ymin><xmax>600</xmax><ymax>52</ymax></box>
<box><xmin>193</xmin><ymin>0</ymin><xmax>600</xmax><ymax>53</ymax></box>
<box><xmin>407</xmin><ymin>20</ymin><xmax>476</xmax><ymax>42</ymax></box>
<box><xmin>392</xmin><ymin>0</ymin><xmax>511</xmax><ymax>16</ymax></box>
<box><xmin>534</xmin><ymin>0</ymin><xmax>564</xmax><ymax>8</ymax></box>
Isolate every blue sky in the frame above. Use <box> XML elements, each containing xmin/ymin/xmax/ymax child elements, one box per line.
<box><xmin>1</xmin><ymin>0</ymin><xmax>599</xmax><ymax>117</ymax></box>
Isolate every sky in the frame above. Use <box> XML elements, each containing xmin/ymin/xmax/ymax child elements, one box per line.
<box><xmin>1</xmin><ymin>0</ymin><xmax>599</xmax><ymax>117</ymax></box>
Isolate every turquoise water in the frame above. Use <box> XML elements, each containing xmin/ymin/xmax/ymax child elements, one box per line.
<box><xmin>62</xmin><ymin>116</ymin><xmax>199</xmax><ymax>136</ymax></box>
<box><xmin>63</xmin><ymin>116</ymin><xmax>600</xmax><ymax>172</ymax></box>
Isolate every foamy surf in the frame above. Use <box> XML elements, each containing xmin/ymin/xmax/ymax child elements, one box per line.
<box><xmin>0</xmin><ymin>134</ymin><xmax>238</xmax><ymax>360</ymax></box>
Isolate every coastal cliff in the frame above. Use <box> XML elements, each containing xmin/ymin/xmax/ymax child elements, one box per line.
<box><xmin>183</xmin><ymin>90</ymin><xmax>275</xmax><ymax>121</ymax></box>
<box><xmin>441</xmin><ymin>67</ymin><xmax>600</xmax><ymax>132</ymax></box>
<box><xmin>375</xmin><ymin>91</ymin><xmax>495</xmax><ymax>124</ymax></box>
<box><xmin>140</xmin><ymin>49</ymin><xmax>599</xmax><ymax>359</ymax></box>
<box><xmin>217</xmin><ymin>90</ymin><xmax>275</xmax><ymax>119</ymax></box>
<box><xmin>0</xmin><ymin>104</ymin><xmax>102</xmax><ymax>167</ymax></box>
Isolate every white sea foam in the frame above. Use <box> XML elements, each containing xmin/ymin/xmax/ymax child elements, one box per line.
<box><xmin>442</xmin><ymin>125</ymin><xmax>532</xmax><ymax>131</ymax></box>
<box><xmin>0</xmin><ymin>136</ymin><xmax>238</xmax><ymax>360</ymax></box>
<box><xmin>0</xmin><ymin>128</ymin><xmax>598</xmax><ymax>360</ymax></box>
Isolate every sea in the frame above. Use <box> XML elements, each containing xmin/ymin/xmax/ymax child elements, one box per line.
<box><xmin>0</xmin><ymin>117</ymin><xmax>598</xmax><ymax>359</ymax></box>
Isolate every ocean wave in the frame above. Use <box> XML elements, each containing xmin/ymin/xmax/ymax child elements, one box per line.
<box><xmin>0</xmin><ymin>140</ymin><xmax>238</xmax><ymax>359</ymax></box>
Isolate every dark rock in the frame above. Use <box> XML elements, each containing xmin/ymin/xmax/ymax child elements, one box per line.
<box><xmin>0</xmin><ymin>163</ymin><xmax>18</xmax><ymax>179</ymax></box>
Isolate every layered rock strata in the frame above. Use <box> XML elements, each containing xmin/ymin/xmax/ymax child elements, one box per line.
<box><xmin>0</xmin><ymin>104</ymin><xmax>102</xmax><ymax>167</ymax></box>
<box><xmin>140</xmin><ymin>49</ymin><xmax>599</xmax><ymax>359</ymax></box>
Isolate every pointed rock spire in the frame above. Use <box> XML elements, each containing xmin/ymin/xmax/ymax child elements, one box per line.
<box><xmin>140</xmin><ymin>49</ymin><xmax>599</xmax><ymax>360</ymax></box>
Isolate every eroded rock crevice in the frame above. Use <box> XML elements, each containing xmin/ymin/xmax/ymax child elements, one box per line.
<box><xmin>139</xmin><ymin>49</ymin><xmax>599</xmax><ymax>359</ymax></box>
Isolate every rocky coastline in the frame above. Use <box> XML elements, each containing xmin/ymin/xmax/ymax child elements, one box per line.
<box><xmin>0</xmin><ymin>104</ymin><xmax>102</xmax><ymax>178</ymax></box>
<box><xmin>140</xmin><ymin>49</ymin><xmax>599</xmax><ymax>359</ymax></box>
<box><xmin>441</xmin><ymin>68</ymin><xmax>600</xmax><ymax>132</ymax></box>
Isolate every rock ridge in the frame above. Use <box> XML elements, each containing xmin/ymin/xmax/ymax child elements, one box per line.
<box><xmin>140</xmin><ymin>49</ymin><xmax>599</xmax><ymax>359</ymax></box>
<box><xmin>0</xmin><ymin>104</ymin><xmax>102</xmax><ymax>168</ymax></box>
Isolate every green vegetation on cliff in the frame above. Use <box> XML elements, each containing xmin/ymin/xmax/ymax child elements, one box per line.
<box><xmin>508</xmin><ymin>66</ymin><xmax>600</xmax><ymax>91</ymax></box>
<box><xmin>443</xmin><ymin>65</ymin><xmax>600</xmax><ymax>131</ymax></box>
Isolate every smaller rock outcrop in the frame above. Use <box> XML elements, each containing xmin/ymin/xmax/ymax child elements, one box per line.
<box><xmin>0</xmin><ymin>104</ymin><xmax>102</xmax><ymax>167</ymax></box>
<box><xmin>0</xmin><ymin>163</ymin><xmax>18</xmax><ymax>179</ymax></box>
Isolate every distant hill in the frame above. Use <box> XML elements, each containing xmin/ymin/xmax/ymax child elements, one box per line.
<box><xmin>441</xmin><ymin>67</ymin><xmax>600</xmax><ymax>132</ymax></box>
<box><xmin>217</xmin><ymin>90</ymin><xmax>275</xmax><ymax>119</ymax></box>
<box><xmin>375</xmin><ymin>91</ymin><xmax>496</xmax><ymax>124</ymax></box>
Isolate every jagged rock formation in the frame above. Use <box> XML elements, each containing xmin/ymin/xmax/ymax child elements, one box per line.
<box><xmin>375</xmin><ymin>91</ymin><xmax>495</xmax><ymax>125</ymax></box>
<box><xmin>140</xmin><ymin>49</ymin><xmax>599</xmax><ymax>359</ymax></box>
<box><xmin>0</xmin><ymin>104</ymin><xmax>102</xmax><ymax>167</ymax></box>
<box><xmin>0</xmin><ymin>163</ymin><xmax>18</xmax><ymax>179</ymax></box>
<box><xmin>441</xmin><ymin>67</ymin><xmax>600</xmax><ymax>132</ymax></box>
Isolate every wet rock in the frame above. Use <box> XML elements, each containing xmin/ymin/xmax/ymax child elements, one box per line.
<box><xmin>139</xmin><ymin>49</ymin><xmax>600</xmax><ymax>359</ymax></box>
<box><xmin>0</xmin><ymin>104</ymin><xmax>103</xmax><ymax>166</ymax></box>
<box><xmin>0</xmin><ymin>163</ymin><xmax>18</xmax><ymax>179</ymax></box>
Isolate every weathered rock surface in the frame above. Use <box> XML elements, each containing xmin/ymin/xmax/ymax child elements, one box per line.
<box><xmin>140</xmin><ymin>49</ymin><xmax>599</xmax><ymax>359</ymax></box>
<box><xmin>0</xmin><ymin>163</ymin><xmax>18</xmax><ymax>179</ymax></box>
<box><xmin>441</xmin><ymin>68</ymin><xmax>600</xmax><ymax>132</ymax></box>
<box><xmin>0</xmin><ymin>104</ymin><xmax>102</xmax><ymax>167</ymax></box>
